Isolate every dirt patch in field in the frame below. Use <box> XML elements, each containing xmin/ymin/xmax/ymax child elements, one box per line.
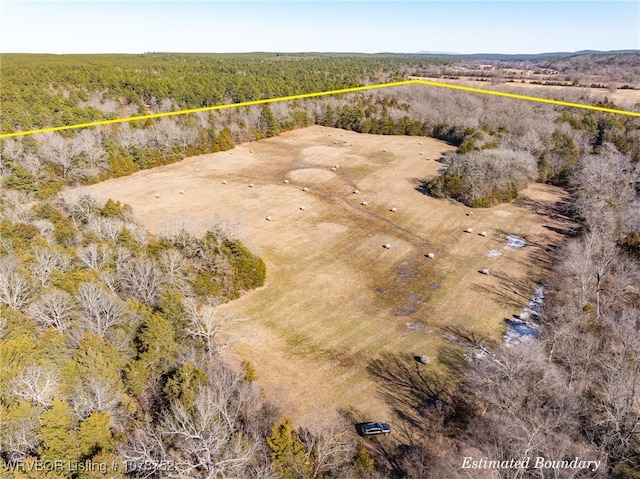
<box><xmin>66</xmin><ymin>126</ymin><xmax>572</xmax><ymax>428</ymax></box>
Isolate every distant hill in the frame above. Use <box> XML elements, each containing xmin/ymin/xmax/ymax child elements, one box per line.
<box><xmin>414</xmin><ymin>50</ymin><xmax>640</xmax><ymax>61</ymax></box>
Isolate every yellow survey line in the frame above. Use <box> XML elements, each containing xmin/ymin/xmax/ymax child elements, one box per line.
<box><xmin>412</xmin><ymin>79</ymin><xmax>640</xmax><ymax>117</ymax></box>
<box><xmin>1</xmin><ymin>79</ymin><xmax>638</xmax><ymax>139</ymax></box>
<box><xmin>0</xmin><ymin>81</ymin><xmax>411</xmax><ymax>139</ymax></box>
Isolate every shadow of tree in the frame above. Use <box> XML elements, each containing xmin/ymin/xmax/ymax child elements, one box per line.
<box><xmin>409</xmin><ymin>177</ymin><xmax>431</xmax><ymax>196</ymax></box>
<box><xmin>513</xmin><ymin>194</ymin><xmax>575</xmax><ymax>226</ymax></box>
<box><xmin>364</xmin><ymin>348</ymin><xmax>480</xmax><ymax>478</ymax></box>
<box><xmin>366</xmin><ymin>347</ymin><xmax>475</xmax><ymax>432</ymax></box>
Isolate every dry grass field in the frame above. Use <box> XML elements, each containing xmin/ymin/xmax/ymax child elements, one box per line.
<box><xmin>411</xmin><ymin>76</ymin><xmax>640</xmax><ymax>109</ymax></box>
<box><xmin>66</xmin><ymin>126</ymin><xmax>572</xmax><ymax>427</ymax></box>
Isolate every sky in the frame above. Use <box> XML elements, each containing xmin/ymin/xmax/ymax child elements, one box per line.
<box><xmin>1</xmin><ymin>1</ymin><xmax>639</xmax><ymax>55</ymax></box>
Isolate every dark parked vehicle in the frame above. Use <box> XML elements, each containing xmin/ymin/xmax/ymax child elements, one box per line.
<box><xmin>359</xmin><ymin>422</ymin><xmax>391</xmax><ymax>436</ymax></box>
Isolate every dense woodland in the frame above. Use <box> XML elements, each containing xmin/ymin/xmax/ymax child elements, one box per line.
<box><xmin>1</xmin><ymin>52</ymin><xmax>639</xmax><ymax>478</ymax></box>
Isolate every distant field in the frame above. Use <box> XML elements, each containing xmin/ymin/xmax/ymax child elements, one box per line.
<box><xmin>67</xmin><ymin>126</ymin><xmax>571</xmax><ymax>426</ymax></box>
<box><xmin>410</xmin><ymin>76</ymin><xmax>640</xmax><ymax>110</ymax></box>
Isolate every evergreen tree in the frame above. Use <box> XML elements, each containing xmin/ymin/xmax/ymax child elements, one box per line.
<box><xmin>38</xmin><ymin>398</ymin><xmax>79</xmax><ymax>463</ymax></box>
<box><xmin>77</xmin><ymin>411</ymin><xmax>114</xmax><ymax>458</ymax></box>
<box><xmin>267</xmin><ymin>417</ymin><xmax>312</xmax><ymax>479</ymax></box>
<box><xmin>216</xmin><ymin>128</ymin><xmax>235</xmax><ymax>151</ymax></box>
<box><xmin>259</xmin><ymin>105</ymin><xmax>280</xmax><ymax>138</ymax></box>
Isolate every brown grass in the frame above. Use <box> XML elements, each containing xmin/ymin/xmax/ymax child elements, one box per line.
<box><xmin>66</xmin><ymin>126</ymin><xmax>572</xmax><ymax>427</ymax></box>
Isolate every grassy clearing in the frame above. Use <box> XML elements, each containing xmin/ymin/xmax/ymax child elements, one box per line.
<box><xmin>67</xmin><ymin>126</ymin><xmax>572</xmax><ymax>426</ymax></box>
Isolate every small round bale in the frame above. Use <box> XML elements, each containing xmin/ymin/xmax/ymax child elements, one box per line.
<box><xmin>353</xmin><ymin>189</ymin><xmax>359</xmax><ymax>194</ymax></box>
<box><xmin>390</xmin><ymin>207</ymin><xmax>397</xmax><ymax>212</ymax></box>
<box><xmin>222</xmin><ymin>180</ymin><xmax>227</xmax><ymax>184</ymax></box>
<box><xmin>418</xmin><ymin>141</ymin><xmax>423</xmax><ymax>145</ymax></box>
<box><xmin>265</xmin><ymin>216</ymin><xmax>272</xmax><ymax>221</ymax></box>
<box><xmin>350</xmin><ymin>143</ymin><xmax>354</xmax><ymax>146</ymax></box>
<box><xmin>179</xmin><ymin>190</ymin><xmax>184</xmax><ymax>194</ymax></box>
<box><xmin>302</xmin><ymin>187</ymin><xmax>308</xmax><ymax>192</ymax></box>
<box><xmin>361</xmin><ymin>201</ymin><xmax>368</xmax><ymax>206</ymax></box>
<box><xmin>248</xmin><ymin>183</ymin><xmax>254</xmax><ymax>188</ymax></box>
<box><xmin>383</xmin><ymin>148</ymin><xmax>387</xmax><ymax>152</ymax></box>
<box><xmin>419</xmin><ymin>152</ymin><xmax>424</xmax><ymax>155</ymax></box>
<box><xmin>283</xmin><ymin>179</ymin><xmax>289</xmax><ymax>184</ymax></box>
<box><xmin>335</xmin><ymin>165</ymin><xmax>340</xmax><ymax>169</ymax></box>
<box><xmin>330</xmin><ymin>167</ymin><xmax>337</xmax><ymax>172</ymax></box>
<box><xmin>333</xmin><ymin>140</ymin><xmax>338</xmax><ymax>145</ymax></box>
<box><xmin>299</xmin><ymin>206</ymin><xmax>305</xmax><ymax>211</ymax></box>
<box><xmin>481</xmin><ymin>267</ymin><xmax>490</xmax><ymax>275</ymax></box>
<box><xmin>383</xmin><ymin>243</ymin><xmax>391</xmax><ymax>249</ymax></box>
<box><xmin>465</xmin><ymin>228</ymin><xmax>473</xmax><ymax>233</ymax></box>
<box><xmin>250</xmin><ymin>149</ymin><xmax>254</xmax><ymax>154</ymax></box>
<box><xmin>466</xmin><ymin>211</ymin><xmax>474</xmax><ymax>216</ymax></box>
<box><xmin>427</xmin><ymin>253</ymin><xmax>435</xmax><ymax>259</ymax></box>
<box><xmin>155</xmin><ymin>193</ymin><xmax>160</xmax><ymax>198</ymax></box>
<box><xmin>479</xmin><ymin>231</ymin><xmax>487</xmax><ymax>237</ymax></box>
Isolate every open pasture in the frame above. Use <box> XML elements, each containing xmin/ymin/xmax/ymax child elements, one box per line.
<box><xmin>67</xmin><ymin>126</ymin><xmax>571</xmax><ymax>426</ymax></box>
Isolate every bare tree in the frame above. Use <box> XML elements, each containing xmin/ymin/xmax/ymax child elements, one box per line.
<box><xmin>117</xmin><ymin>258</ymin><xmax>166</xmax><ymax>306</ymax></box>
<box><xmin>148</xmin><ymin>117</ymin><xmax>182</xmax><ymax>154</ymax></box>
<box><xmin>77</xmin><ymin>243</ymin><xmax>112</xmax><ymax>271</ymax></box>
<box><xmin>71</xmin><ymin>375</ymin><xmax>123</xmax><ymax>420</ymax></box>
<box><xmin>75</xmin><ymin>282</ymin><xmax>127</xmax><ymax>337</ymax></box>
<box><xmin>160</xmin><ymin>385</ymin><xmax>257</xmax><ymax>478</ymax></box>
<box><xmin>10</xmin><ymin>365</ymin><xmax>59</xmax><ymax>407</ymax></box>
<box><xmin>158</xmin><ymin>249</ymin><xmax>189</xmax><ymax>290</ymax></box>
<box><xmin>70</xmin><ymin>194</ymin><xmax>101</xmax><ymax>223</ymax></box>
<box><xmin>0</xmin><ymin>256</ymin><xmax>36</xmax><ymax>311</ymax></box>
<box><xmin>176</xmin><ymin>118</ymin><xmax>199</xmax><ymax>155</ymax></box>
<box><xmin>113</xmin><ymin>245</ymin><xmax>133</xmax><ymax>272</ymax></box>
<box><xmin>73</xmin><ymin>129</ymin><xmax>107</xmax><ymax>174</ymax></box>
<box><xmin>0</xmin><ymin>403</ymin><xmax>41</xmax><ymax>462</ymax></box>
<box><xmin>118</xmin><ymin>423</ymin><xmax>171</xmax><ymax>479</ymax></box>
<box><xmin>1</xmin><ymin>137</ymin><xmax>23</xmax><ymax>170</ymax></box>
<box><xmin>128</xmin><ymin>223</ymin><xmax>149</xmax><ymax>248</ymax></box>
<box><xmin>590</xmin><ymin>332</ymin><xmax>640</xmax><ymax>463</ymax></box>
<box><xmin>29</xmin><ymin>288</ymin><xmax>75</xmax><ymax>333</ymax></box>
<box><xmin>29</xmin><ymin>246</ymin><xmax>71</xmax><ymax>287</ymax></box>
<box><xmin>0</xmin><ymin>190</ymin><xmax>34</xmax><ymax>223</ymax></box>
<box><xmin>31</xmin><ymin>219</ymin><xmax>56</xmax><ymax>243</ymax></box>
<box><xmin>117</xmin><ymin>122</ymin><xmax>150</xmax><ymax>150</ymax></box>
<box><xmin>37</xmin><ymin>132</ymin><xmax>84</xmax><ymax>179</ymax></box>
<box><xmin>182</xmin><ymin>298</ymin><xmax>236</xmax><ymax>355</ymax></box>
<box><xmin>298</xmin><ymin>413</ymin><xmax>358</xmax><ymax>479</ymax></box>
<box><xmin>572</xmin><ymin>144</ymin><xmax>640</xmax><ymax>239</ymax></box>
<box><xmin>87</xmin><ymin>215</ymin><xmax>124</xmax><ymax>242</ymax></box>
<box><xmin>99</xmin><ymin>269</ymin><xmax>118</xmax><ymax>294</ymax></box>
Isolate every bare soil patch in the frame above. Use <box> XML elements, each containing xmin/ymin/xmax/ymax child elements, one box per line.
<box><xmin>66</xmin><ymin>126</ymin><xmax>572</xmax><ymax>427</ymax></box>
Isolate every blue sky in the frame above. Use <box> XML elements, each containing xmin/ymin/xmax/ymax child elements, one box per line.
<box><xmin>1</xmin><ymin>1</ymin><xmax>638</xmax><ymax>54</ymax></box>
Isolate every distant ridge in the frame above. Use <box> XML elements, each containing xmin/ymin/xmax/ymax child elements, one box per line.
<box><xmin>415</xmin><ymin>49</ymin><xmax>640</xmax><ymax>60</ymax></box>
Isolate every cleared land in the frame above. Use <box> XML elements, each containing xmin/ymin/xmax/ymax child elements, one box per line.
<box><xmin>411</xmin><ymin>75</ymin><xmax>640</xmax><ymax>110</ymax></box>
<box><xmin>66</xmin><ymin>126</ymin><xmax>572</xmax><ymax>426</ymax></box>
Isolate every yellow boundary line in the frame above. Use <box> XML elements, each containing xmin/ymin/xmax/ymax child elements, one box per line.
<box><xmin>1</xmin><ymin>79</ymin><xmax>638</xmax><ymax>139</ymax></box>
